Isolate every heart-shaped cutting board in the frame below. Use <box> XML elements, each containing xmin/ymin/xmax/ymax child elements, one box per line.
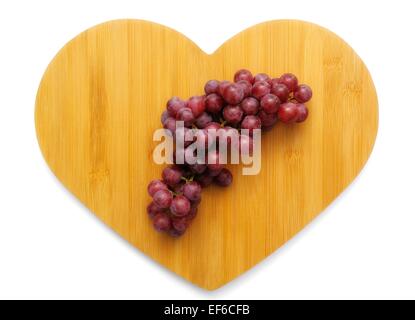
<box><xmin>35</xmin><ymin>19</ymin><xmax>378</xmax><ymax>290</ymax></box>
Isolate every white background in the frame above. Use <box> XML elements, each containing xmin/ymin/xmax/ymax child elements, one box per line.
<box><xmin>0</xmin><ymin>0</ymin><xmax>414</xmax><ymax>300</ymax></box>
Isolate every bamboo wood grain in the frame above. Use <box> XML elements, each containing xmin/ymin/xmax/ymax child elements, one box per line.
<box><xmin>35</xmin><ymin>20</ymin><xmax>378</xmax><ymax>290</ymax></box>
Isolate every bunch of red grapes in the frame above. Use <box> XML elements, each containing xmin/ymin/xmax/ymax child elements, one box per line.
<box><xmin>147</xmin><ymin>69</ymin><xmax>312</xmax><ymax>237</ymax></box>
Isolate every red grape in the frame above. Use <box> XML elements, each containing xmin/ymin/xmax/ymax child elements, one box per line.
<box><xmin>204</xmin><ymin>79</ymin><xmax>220</xmax><ymax>95</ymax></box>
<box><xmin>254</xmin><ymin>73</ymin><xmax>270</xmax><ymax>83</ymax></box>
<box><xmin>260</xmin><ymin>94</ymin><xmax>280</xmax><ymax>114</ymax></box>
<box><xmin>294</xmin><ymin>84</ymin><xmax>312</xmax><ymax>103</ymax></box>
<box><xmin>176</xmin><ymin>107</ymin><xmax>195</xmax><ymax>127</ymax></box>
<box><xmin>170</xmin><ymin>195</ymin><xmax>191</xmax><ymax>217</ymax></box>
<box><xmin>204</xmin><ymin>122</ymin><xmax>221</xmax><ymax>131</ymax></box>
<box><xmin>190</xmin><ymin>197</ymin><xmax>201</xmax><ymax>207</ymax></box>
<box><xmin>218</xmin><ymin>126</ymin><xmax>239</xmax><ymax>147</ymax></box>
<box><xmin>194</xmin><ymin>128</ymin><xmax>213</xmax><ymax>150</ymax></box>
<box><xmin>241</xmin><ymin>115</ymin><xmax>262</xmax><ymax>134</ymax></box>
<box><xmin>181</xmin><ymin>165</ymin><xmax>195</xmax><ymax>179</ymax></box>
<box><xmin>147</xmin><ymin>201</ymin><xmax>162</xmax><ymax>219</ymax></box>
<box><xmin>214</xmin><ymin>168</ymin><xmax>233</xmax><ymax>187</ymax></box>
<box><xmin>175</xmin><ymin>126</ymin><xmax>193</xmax><ymax>147</ymax></box>
<box><xmin>187</xmin><ymin>206</ymin><xmax>198</xmax><ymax>220</ymax></box>
<box><xmin>183</xmin><ymin>181</ymin><xmax>202</xmax><ymax>202</ymax></box>
<box><xmin>172</xmin><ymin>181</ymin><xmax>185</xmax><ymax>194</ymax></box>
<box><xmin>234</xmin><ymin>69</ymin><xmax>254</xmax><ymax>84</ymax></box>
<box><xmin>187</xmin><ymin>96</ymin><xmax>206</xmax><ymax>118</ymax></box>
<box><xmin>239</xmin><ymin>134</ymin><xmax>254</xmax><ymax>156</ymax></box>
<box><xmin>173</xmin><ymin>148</ymin><xmax>186</xmax><ymax>165</ymax></box>
<box><xmin>189</xmin><ymin>163</ymin><xmax>207</xmax><ymax>174</ymax></box>
<box><xmin>237</xmin><ymin>80</ymin><xmax>253</xmax><ymax>97</ymax></box>
<box><xmin>207</xmin><ymin>150</ymin><xmax>224</xmax><ymax>172</ymax></box>
<box><xmin>270</xmin><ymin>78</ymin><xmax>280</xmax><ymax>87</ymax></box>
<box><xmin>258</xmin><ymin>110</ymin><xmax>278</xmax><ymax>127</ymax></box>
<box><xmin>271</xmin><ymin>83</ymin><xmax>290</xmax><ymax>103</ymax></box>
<box><xmin>252</xmin><ymin>81</ymin><xmax>271</xmax><ymax>99</ymax></box>
<box><xmin>163</xmin><ymin>117</ymin><xmax>177</xmax><ymax>135</ymax></box>
<box><xmin>184</xmin><ymin>129</ymin><xmax>196</xmax><ymax>148</ymax></box>
<box><xmin>195</xmin><ymin>112</ymin><xmax>213</xmax><ymax>128</ymax></box>
<box><xmin>218</xmin><ymin>80</ymin><xmax>231</xmax><ymax>97</ymax></box>
<box><xmin>195</xmin><ymin>173</ymin><xmax>214</xmax><ymax>188</ymax></box>
<box><xmin>153</xmin><ymin>213</ymin><xmax>172</xmax><ymax>232</ymax></box>
<box><xmin>223</xmin><ymin>83</ymin><xmax>244</xmax><ymax>105</ymax></box>
<box><xmin>262</xmin><ymin>125</ymin><xmax>274</xmax><ymax>132</ymax></box>
<box><xmin>168</xmin><ymin>228</ymin><xmax>185</xmax><ymax>237</ymax></box>
<box><xmin>153</xmin><ymin>189</ymin><xmax>173</xmax><ymax>209</ymax></box>
<box><xmin>204</xmin><ymin>122</ymin><xmax>221</xmax><ymax>142</ymax></box>
<box><xmin>162</xmin><ymin>166</ymin><xmax>183</xmax><ymax>187</ymax></box>
<box><xmin>172</xmin><ymin>217</ymin><xmax>188</xmax><ymax>233</ymax></box>
<box><xmin>148</xmin><ymin>179</ymin><xmax>168</xmax><ymax>197</ymax></box>
<box><xmin>278</xmin><ymin>102</ymin><xmax>299</xmax><ymax>123</ymax></box>
<box><xmin>166</xmin><ymin>97</ymin><xmax>186</xmax><ymax>117</ymax></box>
<box><xmin>241</xmin><ymin>97</ymin><xmax>260</xmax><ymax>115</ymax></box>
<box><xmin>184</xmin><ymin>146</ymin><xmax>198</xmax><ymax>165</ymax></box>
<box><xmin>223</xmin><ymin>105</ymin><xmax>243</xmax><ymax>125</ymax></box>
<box><xmin>207</xmin><ymin>168</ymin><xmax>222</xmax><ymax>177</ymax></box>
<box><xmin>161</xmin><ymin>110</ymin><xmax>169</xmax><ymax>125</ymax></box>
<box><xmin>296</xmin><ymin>103</ymin><xmax>309</xmax><ymax>123</ymax></box>
<box><xmin>279</xmin><ymin>73</ymin><xmax>298</xmax><ymax>92</ymax></box>
<box><xmin>205</xmin><ymin>93</ymin><xmax>225</xmax><ymax>114</ymax></box>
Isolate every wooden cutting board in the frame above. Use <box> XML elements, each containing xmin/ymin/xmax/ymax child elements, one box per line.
<box><xmin>35</xmin><ymin>20</ymin><xmax>378</xmax><ymax>290</ymax></box>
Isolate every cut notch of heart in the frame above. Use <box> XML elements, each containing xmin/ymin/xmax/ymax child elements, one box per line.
<box><xmin>35</xmin><ymin>19</ymin><xmax>378</xmax><ymax>290</ymax></box>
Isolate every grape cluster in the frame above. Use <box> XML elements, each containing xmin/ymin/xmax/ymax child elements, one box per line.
<box><xmin>147</xmin><ymin>69</ymin><xmax>312</xmax><ymax>237</ymax></box>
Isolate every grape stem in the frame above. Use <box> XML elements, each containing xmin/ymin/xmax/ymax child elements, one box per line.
<box><xmin>181</xmin><ymin>175</ymin><xmax>195</xmax><ymax>183</ymax></box>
